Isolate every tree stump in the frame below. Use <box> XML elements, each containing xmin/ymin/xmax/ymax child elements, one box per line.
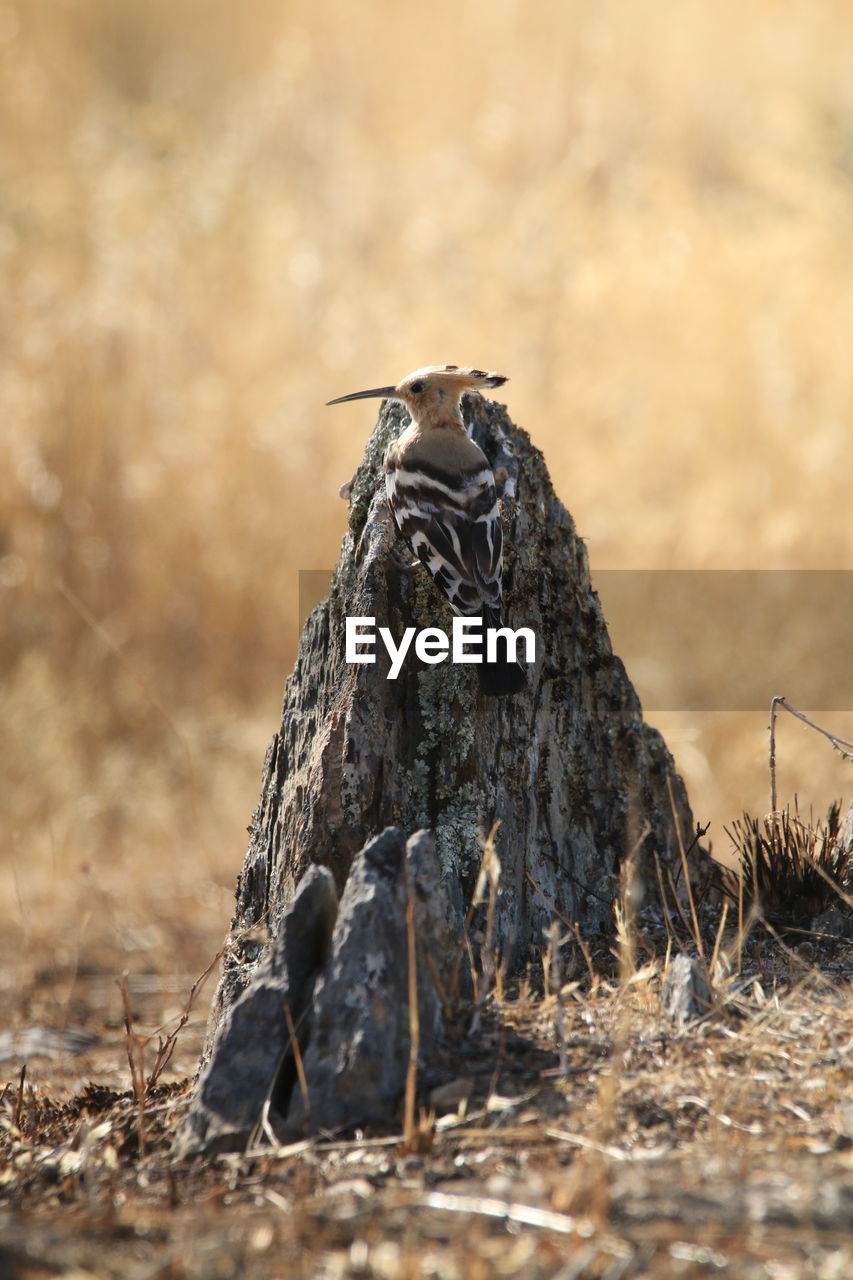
<box><xmin>176</xmin><ymin>392</ymin><xmax>696</xmax><ymax>1156</ymax></box>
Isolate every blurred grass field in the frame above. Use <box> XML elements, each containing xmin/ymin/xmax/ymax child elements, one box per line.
<box><xmin>2</xmin><ymin>0</ymin><xmax>852</xmax><ymax>984</ymax></box>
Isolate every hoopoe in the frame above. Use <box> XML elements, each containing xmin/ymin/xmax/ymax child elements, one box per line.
<box><xmin>328</xmin><ymin>365</ymin><xmax>527</xmax><ymax>696</ymax></box>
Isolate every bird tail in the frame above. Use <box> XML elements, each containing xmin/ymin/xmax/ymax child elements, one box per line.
<box><xmin>476</xmin><ymin>610</ymin><xmax>528</xmax><ymax>697</ymax></box>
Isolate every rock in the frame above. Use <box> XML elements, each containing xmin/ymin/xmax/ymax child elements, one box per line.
<box><xmin>810</xmin><ymin>908</ymin><xmax>853</xmax><ymax>940</ymax></box>
<box><xmin>282</xmin><ymin>828</ymin><xmax>456</xmax><ymax>1139</ymax></box>
<box><xmin>661</xmin><ymin>954</ymin><xmax>712</xmax><ymax>1027</ymax></box>
<box><xmin>176</xmin><ymin>828</ymin><xmax>469</xmax><ymax>1156</ymax></box>
<box><xmin>174</xmin><ymin>864</ymin><xmax>338</xmax><ymax>1158</ymax></box>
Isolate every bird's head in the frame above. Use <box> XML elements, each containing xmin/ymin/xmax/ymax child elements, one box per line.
<box><xmin>327</xmin><ymin>365</ymin><xmax>507</xmax><ymax>427</ymax></box>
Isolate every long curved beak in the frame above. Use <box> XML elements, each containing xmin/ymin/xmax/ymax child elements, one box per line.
<box><xmin>326</xmin><ymin>385</ymin><xmax>398</xmax><ymax>406</ymax></box>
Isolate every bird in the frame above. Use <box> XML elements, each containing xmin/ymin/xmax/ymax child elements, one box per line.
<box><xmin>327</xmin><ymin>365</ymin><xmax>527</xmax><ymax>695</ymax></box>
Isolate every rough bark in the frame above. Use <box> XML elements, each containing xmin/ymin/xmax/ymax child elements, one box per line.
<box><xmin>193</xmin><ymin>392</ymin><xmax>696</xmax><ymax>1097</ymax></box>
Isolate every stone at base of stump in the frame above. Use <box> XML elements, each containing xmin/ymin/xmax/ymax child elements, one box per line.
<box><xmin>660</xmin><ymin>954</ymin><xmax>712</xmax><ymax>1027</ymax></box>
<box><xmin>175</xmin><ymin>828</ymin><xmax>464</xmax><ymax>1158</ymax></box>
<box><xmin>174</xmin><ymin>865</ymin><xmax>338</xmax><ymax>1158</ymax></box>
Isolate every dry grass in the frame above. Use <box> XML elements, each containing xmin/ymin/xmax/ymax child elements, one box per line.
<box><xmin>1</xmin><ymin>3</ymin><xmax>853</xmax><ymax>1271</ymax></box>
<box><xmin>2</xmin><ymin>898</ymin><xmax>852</xmax><ymax>1278</ymax></box>
<box><xmin>721</xmin><ymin>800</ymin><xmax>853</xmax><ymax>928</ymax></box>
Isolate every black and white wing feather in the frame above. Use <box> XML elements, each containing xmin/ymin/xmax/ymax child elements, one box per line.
<box><xmin>385</xmin><ymin>459</ymin><xmax>504</xmax><ymax>625</ymax></box>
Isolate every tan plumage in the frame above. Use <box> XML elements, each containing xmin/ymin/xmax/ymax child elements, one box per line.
<box><xmin>328</xmin><ymin>365</ymin><xmax>526</xmax><ymax>695</ymax></box>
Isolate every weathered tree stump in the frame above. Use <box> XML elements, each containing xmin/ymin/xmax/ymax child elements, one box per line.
<box><xmin>176</xmin><ymin>392</ymin><xmax>696</xmax><ymax>1156</ymax></box>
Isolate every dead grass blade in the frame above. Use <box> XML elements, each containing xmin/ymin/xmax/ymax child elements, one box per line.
<box><xmin>415</xmin><ymin>1189</ymin><xmax>579</xmax><ymax>1235</ymax></box>
<box><xmin>667</xmin><ymin>775</ymin><xmax>705</xmax><ymax>961</ymax></box>
<box><xmin>145</xmin><ymin>947</ymin><xmax>224</xmax><ymax>1094</ymax></box>
<box><xmin>118</xmin><ymin>974</ymin><xmax>147</xmax><ymax>1156</ymax></box>
<box><xmin>283</xmin><ymin>1001</ymin><xmax>310</xmax><ymax>1134</ymax></box>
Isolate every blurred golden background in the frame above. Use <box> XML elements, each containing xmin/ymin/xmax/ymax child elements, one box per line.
<box><xmin>2</xmin><ymin>0</ymin><xmax>852</xmax><ymax>987</ymax></box>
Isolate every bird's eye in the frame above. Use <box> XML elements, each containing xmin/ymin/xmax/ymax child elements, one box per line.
<box><xmin>409</xmin><ymin>379</ymin><xmax>425</xmax><ymax>394</ymax></box>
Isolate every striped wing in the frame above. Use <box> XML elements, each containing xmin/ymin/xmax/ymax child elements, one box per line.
<box><xmin>386</xmin><ymin>461</ymin><xmax>504</xmax><ymax>622</ymax></box>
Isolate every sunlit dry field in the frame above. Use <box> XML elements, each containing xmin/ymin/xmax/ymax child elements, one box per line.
<box><xmin>1</xmin><ymin>2</ymin><xmax>852</xmax><ymax>1243</ymax></box>
<box><xmin>4</xmin><ymin>0</ymin><xmax>853</xmax><ymax>965</ymax></box>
